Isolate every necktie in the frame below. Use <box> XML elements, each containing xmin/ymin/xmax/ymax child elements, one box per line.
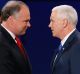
<box><xmin>15</xmin><ymin>36</ymin><xmax>27</xmax><ymax>59</ymax></box>
<box><xmin>53</xmin><ymin>43</ymin><xmax>63</xmax><ymax>64</ymax></box>
<box><xmin>58</xmin><ymin>43</ymin><xmax>63</xmax><ymax>51</ymax></box>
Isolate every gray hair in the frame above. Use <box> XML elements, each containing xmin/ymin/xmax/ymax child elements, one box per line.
<box><xmin>52</xmin><ymin>5</ymin><xmax>78</xmax><ymax>27</ymax></box>
<box><xmin>1</xmin><ymin>0</ymin><xmax>28</xmax><ymax>21</ymax></box>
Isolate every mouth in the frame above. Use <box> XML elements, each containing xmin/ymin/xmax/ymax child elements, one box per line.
<box><xmin>24</xmin><ymin>26</ymin><xmax>27</xmax><ymax>30</ymax></box>
<box><xmin>51</xmin><ymin>29</ymin><xmax>53</xmax><ymax>31</ymax></box>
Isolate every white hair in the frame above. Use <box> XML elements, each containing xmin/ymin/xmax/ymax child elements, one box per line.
<box><xmin>52</xmin><ymin>5</ymin><xmax>78</xmax><ymax>27</ymax></box>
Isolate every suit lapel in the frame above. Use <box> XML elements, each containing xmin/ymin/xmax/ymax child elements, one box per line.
<box><xmin>52</xmin><ymin>30</ymin><xmax>79</xmax><ymax>70</ymax></box>
<box><xmin>63</xmin><ymin>30</ymin><xmax>79</xmax><ymax>52</ymax></box>
<box><xmin>52</xmin><ymin>47</ymin><xmax>64</xmax><ymax>70</ymax></box>
<box><xmin>0</xmin><ymin>25</ymin><xmax>27</xmax><ymax>61</ymax></box>
<box><xmin>0</xmin><ymin>25</ymin><xmax>32</xmax><ymax>73</ymax></box>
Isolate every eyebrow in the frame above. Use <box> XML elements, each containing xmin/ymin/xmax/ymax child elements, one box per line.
<box><xmin>23</xmin><ymin>19</ymin><xmax>30</xmax><ymax>22</ymax></box>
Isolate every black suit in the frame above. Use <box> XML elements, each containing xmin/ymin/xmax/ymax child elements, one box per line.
<box><xmin>0</xmin><ymin>25</ymin><xmax>32</xmax><ymax>74</ymax></box>
<box><xmin>51</xmin><ymin>30</ymin><xmax>80</xmax><ymax>74</ymax></box>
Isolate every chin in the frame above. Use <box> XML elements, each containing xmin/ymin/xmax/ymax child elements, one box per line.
<box><xmin>52</xmin><ymin>34</ymin><xmax>54</xmax><ymax>37</ymax></box>
<box><xmin>20</xmin><ymin>32</ymin><xmax>26</xmax><ymax>35</ymax></box>
<box><xmin>52</xmin><ymin>34</ymin><xmax>56</xmax><ymax>37</ymax></box>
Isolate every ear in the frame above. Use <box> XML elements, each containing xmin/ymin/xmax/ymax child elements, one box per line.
<box><xmin>63</xmin><ymin>18</ymin><xmax>68</xmax><ymax>28</ymax></box>
<box><xmin>8</xmin><ymin>15</ymin><xmax>15</xmax><ymax>22</ymax></box>
<box><xmin>7</xmin><ymin>16</ymin><xmax>13</xmax><ymax>21</ymax></box>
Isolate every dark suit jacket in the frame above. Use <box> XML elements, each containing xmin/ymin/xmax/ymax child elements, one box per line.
<box><xmin>0</xmin><ymin>25</ymin><xmax>32</xmax><ymax>74</ymax></box>
<box><xmin>51</xmin><ymin>30</ymin><xmax>80</xmax><ymax>74</ymax></box>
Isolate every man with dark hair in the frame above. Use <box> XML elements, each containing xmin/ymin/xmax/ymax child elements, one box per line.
<box><xmin>0</xmin><ymin>1</ymin><xmax>31</xmax><ymax>74</ymax></box>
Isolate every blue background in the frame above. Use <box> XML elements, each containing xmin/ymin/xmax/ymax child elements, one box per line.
<box><xmin>0</xmin><ymin>0</ymin><xmax>80</xmax><ymax>74</ymax></box>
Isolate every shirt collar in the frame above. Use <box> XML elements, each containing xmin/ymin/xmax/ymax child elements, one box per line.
<box><xmin>1</xmin><ymin>24</ymin><xmax>16</xmax><ymax>40</ymax></box>
<box><xmin>61</xmin><ymin>28</ymin><xmax>76</xmax><ymax>46</ymax></box>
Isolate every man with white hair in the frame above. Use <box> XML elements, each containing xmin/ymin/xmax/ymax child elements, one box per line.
<box><xmin>49</xmin><ymin>5</ymin><xmax>80</xmax><ymax>74</ymax></box>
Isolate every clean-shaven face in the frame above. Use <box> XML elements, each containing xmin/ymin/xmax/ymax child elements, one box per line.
<box><xmin>12</xmin><ymin>5</ymin><xmax>31</xmax><ymax>35</ymax></box>
<box><xmin>48</xmin><ymin>11</ymin><xmax>64</xmax><ymax>38</ymax></box>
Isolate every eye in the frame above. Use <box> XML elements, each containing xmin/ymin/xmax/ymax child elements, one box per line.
<box><xmin>23</xmin><ymin>20</ymin><xmax>30</xmax><ymax>23</ymax></box>
<box><xmin>51</xmin><ymin>20</ymin><xmax>54</xmax><ymax>23</ymax></box>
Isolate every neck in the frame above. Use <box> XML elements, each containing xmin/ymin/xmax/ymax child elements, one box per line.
<box><xmin>60</xmin><ymin>26</ymin><xmax>75</xmax><ymax>40</ymax></box>
<box><xmin>2</xmin><ymin>21</ymin><xmax>15</xmax><ymax>35</ymax></box>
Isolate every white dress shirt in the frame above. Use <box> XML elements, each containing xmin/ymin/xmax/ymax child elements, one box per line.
<box><xmin>61</xmin><ymin>28</ymin><xmax>76</xmax><ymax>46</ymax></box>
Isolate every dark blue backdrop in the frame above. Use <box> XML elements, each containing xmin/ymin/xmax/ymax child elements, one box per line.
<box><xmin>0</xmin><ymin>0</ymin><xmax>80</xmax><ymax>74</ymax></box>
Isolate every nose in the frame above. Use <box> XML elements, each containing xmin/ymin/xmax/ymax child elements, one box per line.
<box><xmin>48</xmin><ymin>22</ymin><xmax>51</xmax><ymax>28</ymax></box>
<box><xmin>27</xmin><ymin>22</ymin><xmax>31</xmax><ymax>27</ymax></box>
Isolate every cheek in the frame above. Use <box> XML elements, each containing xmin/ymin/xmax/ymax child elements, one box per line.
<box><xmin>55</xmin><ymin>22</ymin><xmax>61</xmax><ymax>28</ymax></box>
<box><xmin>23</xmin><ymin>23</ymin><xmax>27</xmax><ymax>28</ymax></box>
<box><xmin>21</xmin><ymin>24</ymin><xmax>27</xmax><ymax>30</ymax></box>
<box><xmin>52</xmin><ymin>22</ymin><xmax>57</xmax><ymax>29</ymax></box>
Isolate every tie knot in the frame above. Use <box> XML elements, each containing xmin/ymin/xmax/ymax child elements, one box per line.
<box><xmin>58</xmin><ymin>43</ymin><xmax>62</xmax><ymax>51</ymax></box>
<box><xmin>15</xmin><ymin>36</ymin><xmax>22</xmax><ymax>46</ymax></box>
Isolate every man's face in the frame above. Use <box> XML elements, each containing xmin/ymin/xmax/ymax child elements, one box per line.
<box><xmin>12</xmin><ymin>5</ymin><xmax>31</xmax><ymax>35</ymax></box>
<box><xmin>48</xmin><ymin>11</ymin><xmax>64</xmax><ymax>38</ymax></box>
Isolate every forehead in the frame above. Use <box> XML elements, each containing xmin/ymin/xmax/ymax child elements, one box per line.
<box><xmin>50</xmin><ymin>10</ymin><xmax>58</xmax><ymax>19</ymax></box>
<box><xmin>18</xmin><ymin>5</ymin><xmax>30</xmax><ymax>20</ymax></box>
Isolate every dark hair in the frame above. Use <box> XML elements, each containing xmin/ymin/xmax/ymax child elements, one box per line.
<box><xmin>1</xmin><ymin>0</ymin><xmax>27</xmax><ymax>21</ymax></box>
